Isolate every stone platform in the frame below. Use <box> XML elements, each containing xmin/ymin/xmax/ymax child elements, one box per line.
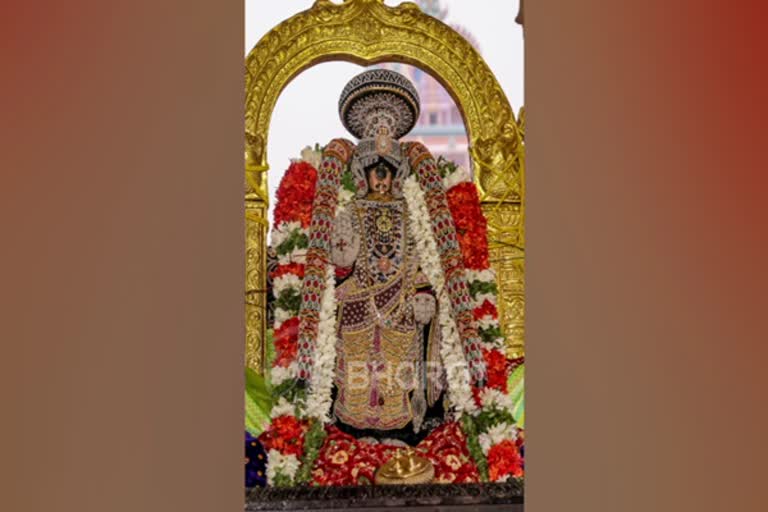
<box><xmin>245</xmin><ymin>481</ymin><xmax>523</xmax><ymax>511</ymax></box>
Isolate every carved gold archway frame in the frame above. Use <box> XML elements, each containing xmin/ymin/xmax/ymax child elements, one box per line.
<box><xmin>245</xmin><ymin>0</ymin><xmax>525</xmax><ymax>373</ymax></box>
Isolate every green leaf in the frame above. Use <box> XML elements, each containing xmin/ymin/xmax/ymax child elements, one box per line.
<box><xmin>245</xmin><ymin>367</ymin><xmax>273</xmax><ymax>436</ymax></box>
<box><xmin>275</xmin><ymin>288</ymin><xmax>301</xmax><ymax>314</ymax></box>
<box><xmin>295</xmin><ymin>418</ymin><xmax>327</xmax><ymax>484</ymax></box>
<box><xmin>275</xmin><ymin>230</ymin><xmax>309</xmax><ymax>256</ymax></box>
<box><xmin>461</xmin><ymin>415</ymin><xmax>489</xmax><ymax>481</ymax></box>
<box><xmin>507</xmin><ymin>363</ymin><xmax>525</xmax><ymax>429</ymax></box>
<box><xmin>468</xmin><ymin>280</ymin><xmax>498</xmax><ymax>298</ymax></box>
<box><xmin>479</xmin><ymin>326</ymin><xmax>503</xmax><ymax>345</ymax></box>
<box><xmin>341</xmin><ymin>170</ymin><xmax>357</xmax><ymax>193</ymax></box>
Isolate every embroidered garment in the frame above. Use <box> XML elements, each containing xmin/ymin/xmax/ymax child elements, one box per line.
<box><xmin>333</xmin><ymin>198</ymin><xmax>441</xmax><ymax>431</ymax></box>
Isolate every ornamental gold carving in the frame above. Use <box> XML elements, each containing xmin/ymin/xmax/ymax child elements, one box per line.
<box><xmin>245</xmin><ymin>199</ymin><xmax>268</xmax><ymax>372</ymax></box>
<box><xmin>245</xmin><ymin>0</ymin><xmax>526</xmax><ymax>372</ymax></box>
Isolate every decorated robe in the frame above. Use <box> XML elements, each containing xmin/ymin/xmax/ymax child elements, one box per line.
<box><xmin>331</xmin><ymin>197</ymin><xmax>444</xmax><ymax>435</ymax></box>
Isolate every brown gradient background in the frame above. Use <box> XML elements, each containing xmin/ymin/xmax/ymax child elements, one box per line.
<box><xmin>2</xmin><ymin>1</ymin><xmax>766</xmax><ymax>511</ymax></box>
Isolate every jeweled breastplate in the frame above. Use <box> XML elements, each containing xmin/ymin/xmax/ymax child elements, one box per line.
<box><xmin>356</xmin><ymin>199</ymin><xmax>407</xmax><ymax>286</ymax></box>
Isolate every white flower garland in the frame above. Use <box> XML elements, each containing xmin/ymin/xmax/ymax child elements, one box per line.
<box><xmin>403</xmin><ymin>175</ymin><xmax>477</xmax><ymax>416</ymax></box>
<box><xmin>272</xmin><ymin>273</ymin><xmax>302</xmax><ymax>298</ymax></box>
<box><xmin>270</xmin><ymin>221</ymin><xmax>302</xmax><ymax>248</ymax></box>
<box><xmin>478</xmin><ymin>422</ymin><xmax>519</xmax><ymax>455</ymax></box>
<box><xmin>479</xmin><ymin>388</ymin><xmax>516</xmax><ymax>414</ymax></box>
<box><xmin>298</xmin><ymin>145</ymin><xmax>323</xmax><ymax>170</ymax></box>
<box><xmin>465</xmin><ymin>269</ymin><xmax>497</xmax><ymax>284</ymax></box>
<box><xmin>270</xmin><ymin>396</ymin><xmax>296</xmax><ymax>419</ymax></box>
<box><xmin>270</xmin><ymin>361</ymin><xmax>298</xmax><ymax>388</ymax></box>
<box><xmin>443</xmin><ymin>164</ymin><xmax>472</xmax><ymax>190</ymax></box>
<box><xmin>266</xmin><ymin>449</ymin><xmax>300</xmax><ymax>485</ymax></box>
<box><xmin>439</xmin><ymin>163</ymin><xmax>524</xmax><ymax>480</ymax></box>
<box><xmin>304</xmin><ymin>265</ymin><xmax>338</xmax><ymax>422</ymax></box>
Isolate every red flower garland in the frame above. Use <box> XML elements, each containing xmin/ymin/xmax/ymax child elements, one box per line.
<box><xmin>446</xmin><ymin>182</ymin><xmax>489</xmax><ymax>270</ymax></box>
<box><xmin>270</xmin><ymin>263</ymin><xmax>305</xmax><ymax>281</ymax></box>
<box><xmin>273</xmin><ymin>161</ymin><xmax>318</xmax><ymax>229</ymax></box>
<box><xmin>487</xmin><ymin>439</ymin><xmax>523</xmax><ymax>481</ymax></box>
<box><xmin>473</xmin><ymin>299</ymin><xmax>499</xmax><ymax>321</ymax></box>
<box><xmin>273</xmin><ymin>317</ymin><xmax>299</xmax><ymax>368</ymax></box>
<box><xmin>258</xmin><ymin>415</ymin><xmax>309</xmax><ymax>457</ymax></box>
<box><xmin>483</xmin><ymin>348</ymin><xmax>510</xmax><ymax>393</ymax></box>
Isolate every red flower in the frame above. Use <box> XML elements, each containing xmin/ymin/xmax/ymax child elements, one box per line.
<box><xmin>273</xmin><ymin>161</ymin><xmax>318</xmax><ymax>229</ymax></box>
<box><xmin>446</xmin><ymin>182</ymin><xmax>490</xmax><ymax>270</ymax></box>
<box><xmin>310</xmin><ymin>422</ymin><xmax>480</xmax><ymax>486</ymax></box>
<box><xmin>483</xmin><ymin>348</ymin><xmax>510</xmax><ymax>392</ymax></box>
<box><xmin>487</xmin><ymin>439</ymin><xmax>523</xmax><ymax>481</ymax></box>
<box><xmin>273</xmin><ymin>317</ymin><xmax>299</xmax><ymax>367</ymax></box>
<box><xmin>259</xmin><ymin>415</ymin><xmax>308</xmax><ymax>457</ymax></box>
<box><xmin>473</xmin><ymin>299</ymin><xmax>499</xmax><ymax>321</ymax></box>
<box><xmin>421</xmin><ymin>422</ymin><xmax>480</xmax><ymax>483</ymax></box>
<box><xmin>270</xmin><ymin>263</ymin><xmax>305</xmax><ymax>280</ymax></box>
<box><xmin>471</xmin><ymin>385</ymin><xmax>484</xmax><ymax>407</ymax></box>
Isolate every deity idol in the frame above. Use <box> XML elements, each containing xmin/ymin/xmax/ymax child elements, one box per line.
<box><xmin>293</xmin><ymin>69</ymin><xmax>487</xmax><ymax>439</ymax></box>
<box><xmin>259</xmin><ymin>69</ymin><xmax>522</xmax><ymax>487</ymax></box>
<box><xmin>329</xmin><ymin>118</ymin><xmax>444</xmax><ymax>443</ymax></box>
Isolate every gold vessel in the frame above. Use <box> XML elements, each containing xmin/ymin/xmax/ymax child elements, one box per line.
<box><xmin>374</xmin><ymin>448</ymin><xmax>435</xmax><ymax>485</ymax></box>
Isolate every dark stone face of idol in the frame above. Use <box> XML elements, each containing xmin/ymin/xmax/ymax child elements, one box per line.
<box><xmin>367</xmin><ymin>162</ymin><xmax>393</xmax><ymax>196</ymax></box>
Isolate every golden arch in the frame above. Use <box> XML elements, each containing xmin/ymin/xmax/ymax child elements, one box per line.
<box><xmin>244</xmin><ymin>0</ymin><xmax>525</xmax><ymax>372</ymax></box>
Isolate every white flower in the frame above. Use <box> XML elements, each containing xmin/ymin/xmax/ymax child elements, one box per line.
<box><xmin>273</xmin><ymin>273</ymin><xmax>302</xmax><ymax>297</ymax></box>
<box><xmin>465</xmin><ymin>268</ymin><xmax>496</xmax><ymax>284</ymax></box>
<box><xmin>270</xmin><ymin>396</ymin><xmax>296</xmax><ymax>418</ymax></box>
<box><xmin>404</xmin><ymin>176</ymin><xmax>476</xmax><ymax>416</ymax></box>
<box><xmin>305</xmin><ymin>266</ymin><xmax>338</xmax><ymax>422</ymax></box>
<box><xmin>477</xmin><ymin>316</ymin><xmax>497</xmax><ymax>331</ymax></box>
<box><xmin>273</xmin><ymin>308</ymin><xmax>293</xmax><ymax>330</ymax></box>
<box><xmin>475</xmin><ymin>292</ymin><xmax>497</xmax><ymax>306</ymax></box>
<box><xmin>266</xmin><ymin>450</ymin><xmax>300</xmax><ymax>485</ymax></box>
<box><xmin>270</xmin><ymin>362</ymin><xmax>298</xmax><ymax>388</ymax></box>
<box><xmin>480</xmin><ymin>388</ymin><xmax>515</xmax><ymax>413</ymax></box>
<box><xmin>479</xmin><ymin>433</ymin><xmax>493</xmax><ymax>454</ymax></box>
<box><xmin>300</xmin><ymin>145</ymin><xmax>323</xmax><ymax>169</ymax></box>
<box><xmin>270</xmin><ymin>221</ymin><xmax>302</xmax><ymax>248</ymax></box>
<box><xmin>443</xmin><ymin>165</ymin><xmax>471</xmax><ymax>190</ymax></box>
<box><xmin>479</xmin><ymin>422</ymin><xmax>519</xmax><ymax>454</ymax></box>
